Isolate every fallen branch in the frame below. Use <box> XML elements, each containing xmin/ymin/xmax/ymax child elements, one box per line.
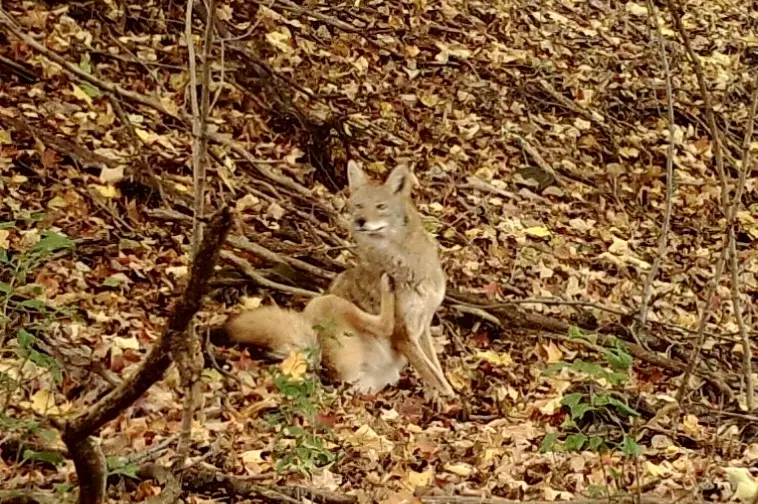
<box><xmin>0</xmin><ymin>10</ymin><xmax>181</xmax><ymax>122</ymax></box>
<box><xmin>421</xmin><ymin>495</ymin><xmax>678</xmax><ymax>504</ymax></box>
<box><xmin>449</xmin><ymin>295</ymin><xmax>735</xmax><ymax>399</ymax></box>
<box><xmin>0</xmin><ymin>10</ymin><xmax>328</xmax><ymax>222</ymax></box>
<box><xmin>221</xmin><ymin>250</ymin><xmax>319</xmax><ymax>298</ymax></box>
<box><xmin>146</xmin><ymin>207</ymin><xmax>335</xmax><ymax>281</ymax></box>
<box><xmin>138</xmin><ymin>465</ymin><xmax>358</xmax><ymax>504</ymax></box>
<box><xmin>60</xmin><ymin>208</ymin><xmax>232</xmax><ymax>504</ymax></box>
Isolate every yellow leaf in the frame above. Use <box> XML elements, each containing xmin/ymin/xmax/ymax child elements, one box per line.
<box><xmin>71</xmin><ymin>83</ymin><xmax>93</xmax><ymax>105</ymax></box>
<box><xmin>724</xmin><ymin>467</ymin><xmax>758</xmax><ymax>503</ymax></box>
<box><xmin>0</xmin><ymin>230</ymin><xmax>9</xmax><ymax>249</ymax></box>
<box><xmin>681</xmin><ymin>414</ymin><xmax>701</xmax><ymax>437</ymax></box>
<box><xmin>280</xmin><ymin>349</ymin><xmax>308</xmax><ymax>379</ymax></box>
<box><xmin>346</xmin><ymin>424</ymin><xmax>395</xmax><ymax>454</ymax></box>
<box><xmin>31</xmin><ymin>389</ymin><xmax>62</xmax><ymax>415</ymax></box>
<box><xmin>544</xmin><ymin>341</ymin><xmax>563</xmax><ymax>363</ymax></box>
<box><xmin>134</xmin><ymin>127</ymin><xmax>160</xmax><ymax>145</ymax></box>
<box><xmin>99</xmin><ymin>165</ymin><xmax>125</xmax><ymax>184</ymax></box>
<box><xmin>266</xmin><ymin>28</ymin><xmax>293</xmax><ymax>53</ymax></box>
<box><xmin>444</xmin><ymin>462</ymin><xmax>474</xmax><ymax>477</ymax></box>
<box><xmin>534</xmin><ymin>395</ymin><xmax>564</xmax><ymax>415</ymax></box>
<box><xmin>92</xmin><ymin>184</ymin><xmax>120</xmax><ymax>199</ymax></box>
<box><xmin>645</xmin><ymin>461</ymin><xmax>669</xmax><ymax>477</ymax></box>
<box><xmin>625</xmin><ymin>1</ymin><xmax>648</xmax><ymax>16</ymax></box>
<box><xmin>446</xmin><ymin>366</ymin><xmax>471</xmax><ymax>391</ymax></box>
<box><xmin>608</xmin><ymin>236</ymin><xmax>629</xmax><ymax>255</ymax></box>
<box><xmin>476</xmin><ymin>349</ymin><xmax>513</xmax><ymax>367</ymax></box>
<box><xmin>524</xmin><ymin>226</ymin><xmax>551</xmax><ymax>238</ymax></box>
<box><xmin>0</xmin><ymin>127</ymin><xmax>11</xmax><ymax>145</ymax></box>
<box><xmin>113</xmin><ymin>336</ymin><xmax>140</xmax><ymax>350</ymax></box>
<box><xmin>406</xmin><ymin>467</ymin><xmax>433</xmax><ymax>488</ymax></box>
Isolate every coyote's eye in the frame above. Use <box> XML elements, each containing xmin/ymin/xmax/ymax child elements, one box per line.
<box><xmin>376</xmin><ymin>203</ymin><xmax>387</xmax><ymax>210</ymax></box>
<box><xmin>354</xmin><ymin>203</ymin><xmax>364</xmax><ymax>210</ymax></box>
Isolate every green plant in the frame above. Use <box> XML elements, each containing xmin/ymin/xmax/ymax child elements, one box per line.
<box><xmin>540</xmin><ymin>327</ymin><xmax>640</xmax><ymax>456</ymax></box>
<box><xmin>0</xmin><ymin>215</ymin><xmax>75</xmax><ymax>483</ymax></box>
<box><xmin>266</xmin><ymin>346</ymin><xmax>337</xmax><ymax>476</ymax></box>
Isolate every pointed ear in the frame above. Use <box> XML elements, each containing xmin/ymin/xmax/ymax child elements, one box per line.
<box><xmin>385</xmin><ymin>164</ymin><xmax>414</xmax><ymax>196</ymax></box>
<box><xmin>347</xmin><ymin>160</ymin><xmax>369</xmax><ymax>192</ymax></box>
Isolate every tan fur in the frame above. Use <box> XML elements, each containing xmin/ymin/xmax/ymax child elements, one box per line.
<box><xmin>328</xmin><ymin>162</ymin><xmax>455</xmax><ymax>396</ymax></box>
<box><xmin>222</xmin><ymin>162</ymin><xmax>454</xmax><ymax>397</ymax></box>
<box><xmin>222</xmin><ymin>274</ymin><xmax>397</xmax><ymax>393</ymax></box>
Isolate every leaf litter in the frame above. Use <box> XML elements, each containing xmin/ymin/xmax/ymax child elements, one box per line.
<box><xmin>0</xmin><ymin>0</ymin><xmax>757</xmax><ymax>502</ymax></box>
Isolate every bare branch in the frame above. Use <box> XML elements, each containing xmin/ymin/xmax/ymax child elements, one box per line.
<box><xmin>663</xmin><ymin>0</ymin><xmax>751</xmax><ymax>404</ymax></box>
<box><xmin>639</xmin><ymin>0</ymin><xmax>676</xmax><ymax>328</ymax></box>
<box><xmin>728</xmin><ymin>83</ymin><xmax>758</xmax><ymax>411</ymax></box>
<box><xmin>61</xmin><ymin>208</ymin><xmax>232</xmax><ymax>500</ymax></box>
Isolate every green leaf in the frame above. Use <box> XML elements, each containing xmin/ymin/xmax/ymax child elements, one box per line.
<box><xmin>542</xmin><ymin>362</ymin><xmax>569</xmax><ymax>376</ymax></box>
<box><xmin>80</xmin><ymin>82</ymin><xmax>102</xmax><ymax>98</ymax></box>
<box><xmin>0</xmin><ymin>282</ymin><xmax>12</xmax><ymax>295</ymax></box>
<box><xmin>32</xmin><ymin>231</ymin><xmax>74</xmax><ymax>254</ymax></box>
<box><xmin>564</xmin><ymin>433</ymin><xmax>587</xmax><ymax>452</ymax></box>
<box><xmin>19</xmin><ymin>299</ymin><xmax>46</xmax><ymax>310</ymax></box>
<box><xmin>539</xmin><ymin>432</ymin><xmax>558</xmax><ymax>453</ymax></box>
<box><xmin>570</xmin><ymin>359</ymin><xmax>606</xmax><ymax>378</ymax></box>
<box><xmin>28</xmin><ymin>350</ymin><xmax>63</xmax><ymax>383</ymax></box>
<box><xmin>588</xmin><ymin>436</ymin><xmax>606</xmax><ymax>452</ymax></box>
<box><xmin>568</xmin><ymin>325</ymin><xmax>583</xmax><ymax>339</ymax></box>
<box><xmin>588</xmin><ymin>485</ymin><xmax>607</xmax><ymax>498</ymax></box>
<box><xmin>79</xmin><ymin>54</ymin><xmax>92</xmax><ymax>74</ymax></box>
<box><xmin>102</xmin><ymin>275</ymin><xmax>123</xmax><ymax>287</ymax></box>
<box><xmin>22</xmin><ymin>449</ymin><xmax>65</xmax><ymax>466</ymax></box>
<box><xmin>606</xmin><ymin>343</ymin><xmax>633</xmax><ymax>370</ymax></box>
<box><xmin>106</xmin><ymin>456</ymin><xmax>139</xmax><ymax>479</ymax></box>
<box><xmin>561</xmin><ymin>392</ymin><xmax>594</xmax><ymax>420</ymax></box>
<box><xmin>0</xmin><ymin>221</ymin><xmax>16</xmax><ymax>229</ymax></box>
<box><xmin>17</xmin><ymin>328</ymin><xmax>35</xmax><ymax>349</ymax></box>
<box><xmin>606</xmin><ymin>396</ymin><xmax>640</xmax><ymax>418</ymax></box>
<box><xmin>54</xmin><ymin>482</ymin><xmax>76</xmax><ymax>495</ymax></box>
<box><xmin>620</xmin><ymin>435</ymin><xmax>641</xmax><ymax>457</ymax></box>
<box><xmin>119</xmin><ymin>238</ymin><xmax>141</xmax><ymax>250</ymax></box>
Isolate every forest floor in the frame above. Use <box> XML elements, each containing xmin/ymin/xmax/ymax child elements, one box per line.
<box><xmin>1</xmin><ymin>0</ymin><xmax>757</xmax><ymax>502</ymax></box>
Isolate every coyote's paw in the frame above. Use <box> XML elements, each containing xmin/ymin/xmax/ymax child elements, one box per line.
<box><xmin>380</xmin><ymin>273</ymin><xmax>395</xmax><ymax>293</ymax></box>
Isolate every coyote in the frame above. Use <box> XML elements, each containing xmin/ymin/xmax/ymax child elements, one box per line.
<box><xmin>218</xmin><ymin>162</ymin><xmax>454</xmax><ymax>396</ymax></box>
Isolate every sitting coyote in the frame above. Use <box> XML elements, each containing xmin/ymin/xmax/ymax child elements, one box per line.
<box><xmin>217</xmin><ymin>162</ymin><xmax>454</xmax><ymax>396</ymax></box>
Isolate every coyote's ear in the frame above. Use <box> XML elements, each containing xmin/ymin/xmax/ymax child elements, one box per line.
<box><xmin>385</xmin><ymin>164</ymin><xmax>414</xmax><ymax>196</ymax></box>
<box><xmin>347</xmin><ymin>160</ymin><xmax>369</xmax><ymax>192</ymax></box>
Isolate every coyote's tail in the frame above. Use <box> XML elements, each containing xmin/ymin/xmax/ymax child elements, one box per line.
<box><xmin>211</xmin><ymin>306</ymin><xmax>318</xmax><ymax>360</ymax></box>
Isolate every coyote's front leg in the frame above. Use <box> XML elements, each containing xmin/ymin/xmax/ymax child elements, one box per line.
<box><xmin>393</xmin><ymin>319</ymin><xmax>454</xmax><ymax>397</ymax></box>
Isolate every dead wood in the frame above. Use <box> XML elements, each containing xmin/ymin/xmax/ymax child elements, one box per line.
<box><xmin>60</xmin><ymin>208</ymin><xmax>232</xmax><ymax>504</ymax></box>
<box><xmin>136</xmin><ymin>464</ymin><xmax>358</xmax><ymax>504</ymax></box>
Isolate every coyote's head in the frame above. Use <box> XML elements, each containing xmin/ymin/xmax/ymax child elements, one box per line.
<box><xmin>346</xmin><ymin>161</ymin><xmax>417</xmax><ymax>249</ymax></box>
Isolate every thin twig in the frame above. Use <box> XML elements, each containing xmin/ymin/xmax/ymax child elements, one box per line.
<box><xmin>663</xmin><ymin>0</ymin><xmax>747</xmax><ymax>404</ymax></box>
<box><xmin>172</xmin><ymin>0</ymin><xmax>217</xmax><ymax>488</ymax></box>
<box><xmin>639</xmin><ymin>0</ymin><xmax>676</xmax><ymax>328</ymax></box>
<box><xmin>727</xmin><ymin>83</ymin><xmax>758</xmax><ymax>410</ymax></box>
<box><xmin>221</xmin><ymin>250</ymin><xmax>320</xmax><ymax>298</ymax></box>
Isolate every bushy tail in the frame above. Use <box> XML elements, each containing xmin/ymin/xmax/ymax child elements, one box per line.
<box><xmin>213</xmin><ymin>306</ymin><xmax>318</xmax><ymax>360</ymax></box>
